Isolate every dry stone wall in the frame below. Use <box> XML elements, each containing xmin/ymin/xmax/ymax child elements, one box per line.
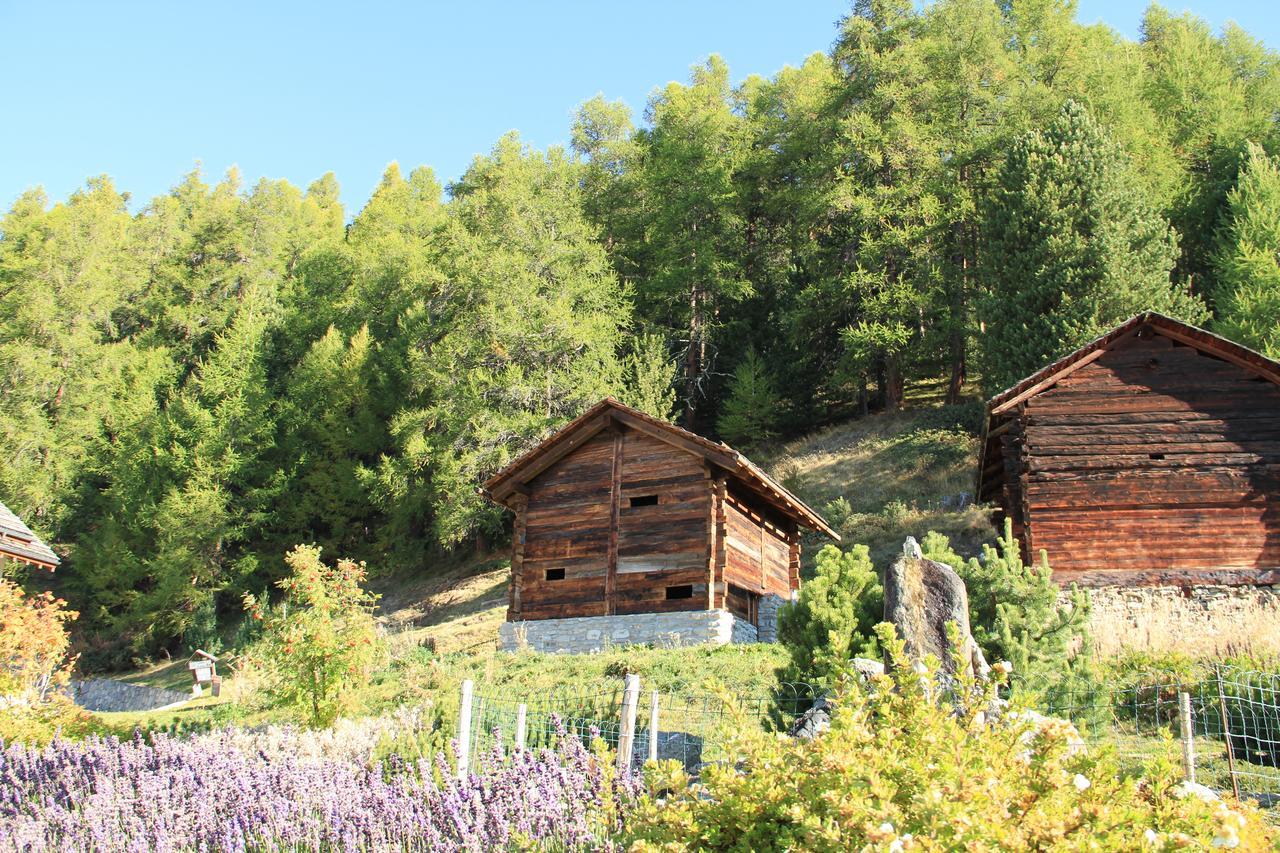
<box><xmin>1080</xmin><ymin>584</ymin><xmax>1280</xmax><ymax>657</ymax></box>
<box><xmin>499</xmin><ymin>609</ymin><xmax>759</xmax><ymax>653</ymax></box>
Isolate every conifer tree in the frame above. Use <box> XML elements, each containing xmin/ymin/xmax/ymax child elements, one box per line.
<box><xmin>777</xmin><ymin>544</ymin><xmax>883</xmax><ymax>686</ymax></box>
<box><xmin>921</xmin><ymin>524</ymin><xmax>1090</xmax><ymax>686</ymax></box>
<box><xmin>716</xmin><ymin>348</ymin><xmax>782</xmax><ymax>448</ymax></box>
<box><xmin>1211</xmin><ymin>142</ymin><xmax>1280</xmax><ymax>357</ymax></box>
<box><xmin>979</xmin><ymin>100</ymin><xmax>1205</xmax><ymax>391</ymax></box>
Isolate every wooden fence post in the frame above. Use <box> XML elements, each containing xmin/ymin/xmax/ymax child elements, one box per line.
<box><xmin>458</xmin><ymin>679</ymin><xmax>474</xmax><ymax>779</ymax></box>
<box><xmin>1215</xmin><ymin>666</ymin><xmax>1242</xmax><ymax>800</ymax></box>
<box><xmin>1178</xmin><ymin>691</ymin><xmax>1195</xmax><ymax>784</ymax></box>
<box><xmin>515</xmin><ymin>703</ymin><xmax>528</xmax><ymax>754</ymax></box>
<box><xmin>618</xmin><ymin>674</ymin><xmax>640</xmax><ymax>771</ymax></box>
<box><xmin>648</xmin><ymin>689</ymin><xmax>660</xmax><ymax>763</ymax></box>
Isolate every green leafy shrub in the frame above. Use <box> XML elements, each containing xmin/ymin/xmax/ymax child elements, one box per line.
<box><xmin>241</xmin><ymin>545</ymin><xmax>385</xmax><ymax>726</ymax></box>
<box><xmin>623</xmin><ymin>626</ymin><xmax>1275</xmax><ymax>852</ymax></box>
<box><xmin>776</xmin><ymin>544</ymin><xmax>882</xmax><ymax>686</ymax></box>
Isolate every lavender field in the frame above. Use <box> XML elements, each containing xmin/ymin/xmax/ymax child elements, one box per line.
<box><xmin>0</xmin><ymin>717</ymin><xmax>636</xmax><ymax>852</ymax></box>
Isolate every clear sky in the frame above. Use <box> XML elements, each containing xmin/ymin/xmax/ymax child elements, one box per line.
<box><xmin>1</xmin><ymin>1</ymin><xmax>1275</xmax><ymax>215</ymax></box>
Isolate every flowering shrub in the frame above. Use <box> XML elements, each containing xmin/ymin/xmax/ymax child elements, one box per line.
<box><xmin>622</xmin><ymin>625</ymin><xmax>1275</xmax><ymax>852</ymax></box>
<box><xmin>241</xmin><ymin>544</ymin><xmax>384</xmax><ymax>726</ymax></box>
<box><xmin>0</xmin><ymin>717</ymin><xmax>637</xmax><ymax>851</ymax></box>
<box><xmin>0</xmin><ymin>580</ymin><xmax>91</xmax><ymax>745</ymax></box>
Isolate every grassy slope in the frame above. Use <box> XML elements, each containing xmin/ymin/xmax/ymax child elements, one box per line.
<box><xmin>109</xmin><ymin>399</ymin><xmax>991</xmax><ymax>726</ymax></box>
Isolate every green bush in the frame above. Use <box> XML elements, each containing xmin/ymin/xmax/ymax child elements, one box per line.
<box><xmin>776</xmin><ymin>544</ymin><xmax>882</xmax><ymax>686</ymax></box>
<box><xmin>921</xmin><ymin>521</ymin><xmax>1092</xmax><ymax>691</ymax></box>
<box><xmin>623</xmin><ymin>626</ymin><xmax>1275</xmax><ymax>852</ymax></box>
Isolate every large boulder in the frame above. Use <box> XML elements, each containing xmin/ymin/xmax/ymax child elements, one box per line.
<box><xmin>883</xmin><ymin>537</ymin><xmax>989</xmax><ymax>682</ymax></box>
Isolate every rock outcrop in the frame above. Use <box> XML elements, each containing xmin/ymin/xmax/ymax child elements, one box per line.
<box><xmin>883</xmin><ymin>537</ymin><xmax>989</xmax><ymax>681</ymax></box>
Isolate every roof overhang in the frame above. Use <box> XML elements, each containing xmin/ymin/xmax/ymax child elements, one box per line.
<box><xmin>484</xmin><ymin>397</ymin><xmax>839</xmax><ymax>540</ymax></box>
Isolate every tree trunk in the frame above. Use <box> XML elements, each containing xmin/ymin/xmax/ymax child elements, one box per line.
<box><xmin>885</xmin><ymin>353</ymin><xmax>904</xmax><ymax>412</ymax></box>
<box><xmin>684</xmin><ymin>282</ymin><xmax>701</xmax><ymax>430</ymax></box>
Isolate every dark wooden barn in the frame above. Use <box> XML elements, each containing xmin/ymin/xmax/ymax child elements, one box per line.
<box><xmin>978</xmin><ymin>312</ymin><xmax>1280</xmax><ymax>588</ymax></box>
<box><xmin>484</xmin><ymin>398</ymin><xmax>836</xmax><ymax>642</ymax></box>
<box><xmin>0</xmin><ymin>499</ymin><xmax>59</xmax><ymax>570</ymax></box>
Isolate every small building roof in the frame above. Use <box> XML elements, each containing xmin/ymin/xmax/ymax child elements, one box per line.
<box><xmin>977</xmin><ymin>311</ymin><xmax>1280</xmax><ymax>501</ymax></box>
<box><xmin>0</xmin><ymin>500</ymin><xmax>59</xmax><ymax>569</ymax></box>
<box><xmin>986</xmin><ymin>312</ymin><xmax>1280</xmax><ymax>416</ymax></box>
<box><xmin>484</xmin><ymin>397</ymin><xmax>839</xmax><ymax>539</ymax></box>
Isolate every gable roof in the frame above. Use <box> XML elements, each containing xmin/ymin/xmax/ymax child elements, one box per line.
<box><xmin>977</xmin><ymin>311</ymin><xmax>1280</xmax><ymax>503</ymax></box>
<box><xmin>987</xmin><ymin>312</ymin><xmax>1280</xmax><ymax>416</ymax></box>
<box><xmin>484</xmin><ymin>397</ymin><xmax>839</xmax><ymax>539</ymax></box>
<box><xmin>0</xmin><ymin>500</ymin><xmax>59</xmax><ymax>569</ymax></box>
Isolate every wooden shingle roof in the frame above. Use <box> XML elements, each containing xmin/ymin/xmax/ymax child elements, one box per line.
<box><xmin>0</xmin><ymin>500</ymin><xmax>59</xmax><ymax>569</ymax></box>
<box><xmin>484</xmin><ymin>397</ymin><xmax>839</xmax><ymax>539</ymax></box>
<box><xmin>977</xmin><ymin>311</ymin><xmax>1280</xmax><ymax>503</ymax></box>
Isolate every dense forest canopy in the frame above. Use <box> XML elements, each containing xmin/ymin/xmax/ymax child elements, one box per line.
<box><xmin>2</xmin><ymin>0</ymin><xmax>1278</xmax><ymax>659</ymax></box>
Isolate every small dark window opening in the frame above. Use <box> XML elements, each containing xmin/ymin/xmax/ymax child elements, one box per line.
<box><xmin>545</xmin><ymin>568</ymin><xmax>566</xmax><ymax>581</ymax></box>
<box><xmin>665</xmin><ymin>584</ymin><xmax>694</xmax><ymax>600</ymax></box>
<box><xmin>1149</xmin><ymin>453</ymin><xmax>1165</xmax><ymax>460</ymax></box>
<box><xmin>629</xmin><ymin>495</ymin><xmax>659</xmax><ymax>507</ymax></box>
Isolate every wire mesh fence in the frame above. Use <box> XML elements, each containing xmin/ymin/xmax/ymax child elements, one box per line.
<box><xmin>458</xmin><ymin>665</ymin><xmax>1280</xmax><ymax>806</ymax></box>
<box><xmin>464</xmin><ymin>680</ymin><xmax>821</xmax><ymax>773</ymax></box>
<box><xmin>1013</xmin><ymin>665</ymin><xmax>1280</xmax><ymax>803</ymax></box>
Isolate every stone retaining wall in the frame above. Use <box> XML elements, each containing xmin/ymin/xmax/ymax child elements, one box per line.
<box><xmin>1080</xmin><ymin>584</ymin><xmax>1280</xmax><ymax>657</ymax></box>
<box><xmin>71</xmin><ymin>679</ymin><xmax>189</xmax><ymax>713</ymax></box>
<box><xmin>499</xmin><ymin>609</ymin><xmax>759</xmax><ymax>653</ymax></box>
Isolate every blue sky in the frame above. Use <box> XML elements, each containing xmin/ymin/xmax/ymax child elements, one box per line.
<box><xmin>1</xmin><ymin>1</ymin><xmax>1275</xmax><ymax>215</ymax></box>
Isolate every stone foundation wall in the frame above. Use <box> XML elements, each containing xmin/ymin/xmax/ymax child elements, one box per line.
<box><xmin>1081</xmin><ymin>584</ymin><xmax>1280</xmax><ymax>657</ymax></box>
<box><xmin>756</xmin><ymin>593</ymin><xmax>788</xmax><ymax>644</ymax></box>
<box><xmin>500</xmin><ymin>609</ymin><xmax>760</xmax><ymax>654</ymax></box>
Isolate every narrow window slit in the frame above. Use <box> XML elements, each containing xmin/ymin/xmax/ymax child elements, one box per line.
<box><xmin>545</xmin><ymin>568</ymin><xmax>566</xmax><ymax>581</ymax></box>
<box><xmin>665</xmin><ymin>585</ymin><xmax>693</xmax><ymax>600</ymax></box>
<box><xmin>629</xmin><ymin>495</ymin><xmax>659</xmax><ymax>507</ymax></box>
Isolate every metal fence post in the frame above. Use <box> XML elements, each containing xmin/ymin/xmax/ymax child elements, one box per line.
<box><xmin>618</xmin><ymin>674</ymin><xmax>640</xmax><ymax>771</ymax></box>
<box><xmin>515</xmin><ymin>703</ymin><xmax>528</xmax><ymax>754</ymax></box>
<box><xmin>457</xmin><ymin>679</ymin><xmax>474</xmax><ymax>779</ymax></box>
<box><xmin>648</xmin><ymin>689</ymin><xmax>660</xmax><ymax>763</ymax></box>
<box><xmin>1178</xmin><ymin>691</ymin><xmax>1195</xmax><ymax>784</ymax></box>
<box><xmin>1215</xmin><ymin>666</ymin><xmax>1242</xmax><ymax>800</ymax></box>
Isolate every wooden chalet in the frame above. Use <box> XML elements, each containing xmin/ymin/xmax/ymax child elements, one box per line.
<box><xmin>0</xmin><ymin>500</ymin><xmax>59</xmax><ymax>570</ymax></box>
<box><xmin>978</xmin><ymin>312</ymin><xmax>1280</xmax><ymax>587</ymax></box>
<box><xmin>484</xmin><ymin>398</ymin><xmax>837</xmax><ymax>628</ymax></box>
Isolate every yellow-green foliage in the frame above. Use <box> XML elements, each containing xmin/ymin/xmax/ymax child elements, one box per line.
<box><xmin>241</xmin><ymin>545</ymin><xmax>385</xmax><ymax>726</ymax></box>
<box><xmin>776</xmin><ymin>543</ymin><xmax>883</xmax><ymax>685</ymax></box>
<box><xmin>623</xmin><ymin>627</ymin><xmax>1274</xmax><ymax>852</ymax></box>
<box><xmin>0</xmin><ymin>693</ymin><xmax>97</xmax><ymax>746</ymax></box>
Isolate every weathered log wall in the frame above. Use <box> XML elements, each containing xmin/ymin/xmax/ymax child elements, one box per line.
<box><xmin>998</xmin><ymin>332</ymin><xmax>1280</xmax><ymax>586</ymax></box>
<box><xmin>512</xmin><ymin>426</ymin><xmax>714</xmax><ymax>621</ymax></box>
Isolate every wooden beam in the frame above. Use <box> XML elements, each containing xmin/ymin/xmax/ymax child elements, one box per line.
<box><xmin>610</xmin><ymin>409</ymin><xmax>739</xmax><ymax>470</ymax></box>
<box><xmin>605</xmin><ymin>427</ymin><xmax>623</xmax><ymax>615</ymax></box>
<box><xmin>991</xmin><ymin>345</ymin><xmax>1113</xmax><ymax>414</ymax></box>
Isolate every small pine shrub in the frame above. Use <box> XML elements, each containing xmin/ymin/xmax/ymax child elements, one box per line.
<box><xmin>921</xmin><ymin>521</ymin><xmax>1092</xmax><ymax>690</ymax></box>
<box><xmin>776</xmin><ymin>544</ymin><xmax>883</xmax><ymax>686</ymax></box>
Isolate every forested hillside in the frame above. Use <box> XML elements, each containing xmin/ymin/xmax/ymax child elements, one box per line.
<box><xmin>3</xmin><ymin>0</ymin><xmax>1278</xmax><ymax>660</ymax></box>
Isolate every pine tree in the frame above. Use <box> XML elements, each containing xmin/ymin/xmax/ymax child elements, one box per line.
<box><xmin>920</xmin><ymin>524</ymin><xmax>1090</xmax><ymax>686</ymax></box>
<box><xmin>777</xmin><ymin>544</ymin><xmax>884</xmax><ymax>686</ymax></box>
<box><xmin>716</xmin><ymin>348</ymin><xmax>782</xmax><ymax>448</ymax></box>
<box><xmin>1211</xmin><ymin>142</ymin><xmax>1280</xmax><ymax>357</ymax></box>
<box><xmin>979</xmin><ymin>100</ymin><xmax>1206</xmax><ymax>391</ymax></box>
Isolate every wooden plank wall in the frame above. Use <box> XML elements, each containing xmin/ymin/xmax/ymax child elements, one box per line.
<box><xmin>516</xmin><ymin>431</ymin><xmax>614</xmax><ymax>619</ymax></box>
<box><xmin>1015</xmin><ymin>332</ymin><xmax>1280</xmax><ymax>585</ymax></box>
<box><xmin>514</xmin><ymin>425</ymin><xmax>714</xmax><ymax>620</ymax></box>
<box><xmin>717</xmin><ymin>487</ymin><xmax>797</xmax><ymax>605</ymax></box>
<box><xmin>614</xmin><ymin>430</ymin><xmax>714</xmax><ymax>615</ymax></box>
